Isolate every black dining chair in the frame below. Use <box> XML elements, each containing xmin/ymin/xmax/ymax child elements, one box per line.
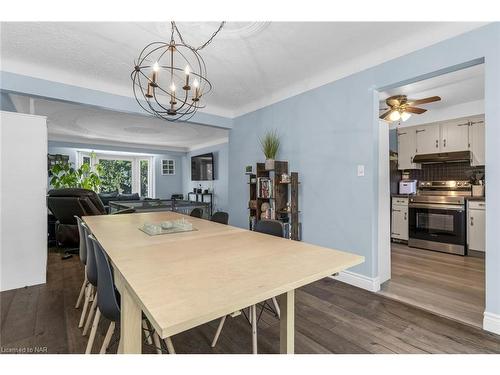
<box><xmin>74</xmin><ymin>217</ymin><xmax>89</xmax><ymax>311</ymax></box>
<box><xmin>210</xmin><ymin>211</ymin><xmax>229</xmax><ymax>225</ymax></box>
<box><xmin>254</xmin><ymin>219</ymin><xmax>284</xmax><ymax>238</ymax></box>
<box><xmin>86</xmin><ymin>235</ymin><xmax>176</xmax><ymax>354</ymax></box>
<box><xmin>80</xmin><ymin>224</ymin><xmax>99</xmax><ymax>340</ymax></box>
<box><xmin>190</xmin><ymin>207</ymin><xmax>204</xmax><ymax>218</ymax></box>
<box><xmin>211</xmin><ymin>219</ymin><xmax>284</xmax><ymax>353</ymax></box>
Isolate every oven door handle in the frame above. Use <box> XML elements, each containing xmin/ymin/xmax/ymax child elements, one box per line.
<box><xmin>409</xmin><ymin>203</ymin><xmax>464</xmax><ymax>211</ymax></box>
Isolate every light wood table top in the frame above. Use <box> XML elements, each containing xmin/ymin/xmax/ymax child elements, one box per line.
<box><xmin>83</xmin><ymin>212</ymin><xmax>364</xmax><ymax>351</ymax></box>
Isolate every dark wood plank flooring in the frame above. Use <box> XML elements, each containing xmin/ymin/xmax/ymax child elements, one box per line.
<box><xmin>1</xmin><ymin>251</ymin><xmax>499</xmax><ymax>354</ymax></box>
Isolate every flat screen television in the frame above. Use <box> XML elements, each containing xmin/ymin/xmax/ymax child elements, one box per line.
<box><xmin>191</xmin><ymin>153</ymin><xmax>214</xmax><ymax>181</ymax></box>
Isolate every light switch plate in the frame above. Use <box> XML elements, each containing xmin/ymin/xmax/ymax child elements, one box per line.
<box><xmin>357</xmin><ymin>165</ymin><xmax>365</xmax><ymax>177</ymax></box>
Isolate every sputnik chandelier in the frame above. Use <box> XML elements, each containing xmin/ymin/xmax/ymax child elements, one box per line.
<box><xmin>131</xmin><ymin>22</ymin><xmax>224</xmax><ymax>122</ymax></box>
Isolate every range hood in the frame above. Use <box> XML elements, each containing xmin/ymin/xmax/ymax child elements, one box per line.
<box><xmin>413</xmin><ymin>151</ymin><xmax>471</xmax><ymax>164</ymax></box>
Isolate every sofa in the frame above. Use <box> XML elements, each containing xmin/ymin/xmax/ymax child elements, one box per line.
<box><xmin>98</xmin><ymin>192</ymin><xmax>141</xmax><ymax>213</ymax></box>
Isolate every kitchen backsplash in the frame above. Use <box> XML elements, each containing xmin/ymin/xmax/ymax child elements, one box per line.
<box><xmin>408</xmin><ymin>162</ymin><xmax>485</xmax><ymax>181</ymax></box>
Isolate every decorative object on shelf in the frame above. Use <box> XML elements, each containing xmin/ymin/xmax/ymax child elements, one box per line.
<box><xmin>250</xmin><ymin>177</ymin><xmax>257</xmax><ymax>184</ymax></box>
<box><xmin>280</xmin><ymin>173</ymin><xmax>291</xmax><ymax>183</ymax></box>
<box><xmin>131</xmin><ymin>21</ymin><xmax>224</xmax><ymax>122</ymax></box>
<box><xmin>245</xmin><ymin>165</ymin><xmax>253</xmax><ymax>174</ymax></box>
<box><xmin>259</xmin><ymin>130</ymin><xmax>280</xmax><ymax>170</ymax></box>
<box><xmin>257</xmin><ymin>177</ymin><xmax>272</xmax><ymax>198</ymax></box>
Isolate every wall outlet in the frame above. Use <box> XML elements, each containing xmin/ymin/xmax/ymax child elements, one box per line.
<box><xmin>357</xmin><ymin>165</ymin><xmax>365</xmax><ymax>177</ymax></box>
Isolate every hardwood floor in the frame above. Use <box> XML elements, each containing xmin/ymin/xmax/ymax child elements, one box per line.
<box><xmin>1</xmin><ymin>251</ymin><xmax>499</xmax><ymax>354</ymax></box>
<box><xmin>380</xmin><ymin>243</ymin><xmax>485</xmax><ymax>328</ymax></box>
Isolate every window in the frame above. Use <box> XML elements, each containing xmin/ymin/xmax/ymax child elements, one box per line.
<box><xmin>162</xmin><ymin>159</ymin><xmax>175</xmax><ymax>175</ymax></box>
<box><xmin>78</xmin><ymin>151</ymin><xmax>154</xmax><ymax>197</ymax></box>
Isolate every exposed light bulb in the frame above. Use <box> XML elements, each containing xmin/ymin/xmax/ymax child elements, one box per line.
<box><xmin>170</xmin><ymin>83</ymin><xmax>176</xmax><ymax>92</ymax></box>
<box><xmin>401</xmin><ymin>112</ymin><xmax>412</xmax><ymax>122</ymax></box>
<box><xmin>153</xmin><ymin>62</ymin><xmax>160</xmax><ymax>72</ymax></box>
<box><xmin>389</xmin><ymin>110</ymin><xmax>401</xmax><ymax>122</ymax></box>
<box><xmin>193</xmin><ymin>79</ymin><xmax>199</xmax><ymax>88</ymax></box>
<box><xmin>184</xmin><ymin>65</ymin><xmax>190</xmax><ymax>75</ymax></box>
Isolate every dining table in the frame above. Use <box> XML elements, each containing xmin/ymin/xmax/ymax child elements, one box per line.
<box><xmin>83</xmin><ymin>211</ymin><xmax>364</xmax><ymax>354</ymax></box>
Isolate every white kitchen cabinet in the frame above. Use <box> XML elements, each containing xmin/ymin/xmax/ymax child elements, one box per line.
<box><xmin>441</xmin><ymin>120</ymin><xmax>470</xmax><ymax>152</ymax></box>
<box><xmin>468</xmin><ymin>201</ymin><xmax>485</xmax><ymax>252</ymax></box>
<box><xmin>397</xmin><ymin>127</ymin><xmax>420</xmax><ymax>170</ymax></box>
<box><xmin>469</xmin><ymin>118</ymin><xmax>485</xmax><ymax>166</ymax></box>
<box><xmin>415</xmin><ymin>125</ymin><xmax>440</xmax><ymax>154</ymax></box>
<box><xmin>391</xmin><ymin>198</ymin><xmax>408</xmax><ymax>241</ymax></box>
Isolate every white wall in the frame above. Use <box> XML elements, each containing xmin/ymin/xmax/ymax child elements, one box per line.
<box><xmin>1</xmin><ymin>111</ymin><xmax>48</xmax><ymax>291</ymax></box>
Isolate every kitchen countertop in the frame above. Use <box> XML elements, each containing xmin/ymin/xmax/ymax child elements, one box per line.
<box><xmin>392</xmin><ymin>194</ymin><xmax>415</xmax><ymax>198</ymax></box>
<box><xmin>465</xmin><ymin>196</ymin><xmax>485</xmax><ymax>202</ymax></box>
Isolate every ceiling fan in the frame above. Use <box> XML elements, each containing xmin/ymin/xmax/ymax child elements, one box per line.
<box><xmin>379</xmin><ymin>95</ymin><xmax>441</xmax><ymax>122</ymax></box>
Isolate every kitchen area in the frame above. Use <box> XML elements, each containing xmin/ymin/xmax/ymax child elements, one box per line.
<box><xmin>379</xmin><ymin>64</ymin><xmax>486</xmax><ymax>328</ymax></box>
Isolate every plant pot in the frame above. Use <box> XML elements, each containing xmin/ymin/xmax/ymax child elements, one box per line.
<box><xmin>265</xmin><ymin>159</ymin><xmax>275</xmax><ymax>171</ymax></box>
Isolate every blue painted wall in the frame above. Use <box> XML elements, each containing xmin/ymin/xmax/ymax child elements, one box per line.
<box><xmin>182</xmin><ymin>142</ymin><xmax>229</xmax><ymax>212</ymax></box>
<box><xmin>48</xmin><ymin>141</ymin><xmax>185</xmax><ymax>199</ymax></box>
<box><xmin>228</xmin><ymin>23</ymin><xmax>500</xmax><ymax>317</ymax></box>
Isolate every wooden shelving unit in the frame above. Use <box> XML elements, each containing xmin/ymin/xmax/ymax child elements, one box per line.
<box><xmin>247</xmin><ymin>161</ymin><xmax>300</xmax><ymax>240</ymax></box>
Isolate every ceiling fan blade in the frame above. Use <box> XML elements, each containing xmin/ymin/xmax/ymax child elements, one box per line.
<box><xmin>379</xmin><ymin>109</ymin><xmax>393</xmax><ymax>120</ymax></box>
<box><xmin>404</xmin><ymin>106</ymin><xmax>427</xmax><ymax>114</ymax></box>
<box><xmin>407</xmin><ymin>96</ymin><xmax>441</xmax><ymax>106</ymax></box>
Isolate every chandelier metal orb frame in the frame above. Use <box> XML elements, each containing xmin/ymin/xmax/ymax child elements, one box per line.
<box><xmin>131</xmin><ymin>22</ymin><xmax>224</xmax><ymax>122</ymax></box>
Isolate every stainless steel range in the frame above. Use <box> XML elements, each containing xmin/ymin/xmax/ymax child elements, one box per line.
<box><xmin>408</xmin><ymin>180</ymin><xmax>471</xmax><ymax>255</ymax></box>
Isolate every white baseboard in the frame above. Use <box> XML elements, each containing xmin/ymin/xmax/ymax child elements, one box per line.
<box><xmin>330</xmin><ymin>270</ymin><xmax>381</xmax><ymax>293</ymax></box>
<box><xmin>483</xmin><ymin>311</ymin><xmax>500</xmax><ymax>335</ymax></box>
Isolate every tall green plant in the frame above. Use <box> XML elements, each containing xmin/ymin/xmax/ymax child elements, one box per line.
<box><xmin>259</xmin><ymin>130</ymin><xmax>280</xmax><ymax>160</ymax></box>
<box><xmin>50</xmin><ymin>161</ymin><xmax>102</xmax><ymax>192</ymax></box>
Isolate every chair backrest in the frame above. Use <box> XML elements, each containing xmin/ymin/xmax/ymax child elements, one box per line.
<box><xmin>210</xmin><ymin>211</ymin><xmax>229</xmax><ymax>225</ymax></box>
<box><xmin>254</xmin><ymin>220</ymin><xmax>284</xmax><ymax>238</ymax></box>
<box><xmin>85</xmin><ymin>229</ymin><xmax>98</xmax><ymax>287</ymax></box>
<box><xmin>190</xmin><ymin>207</ymin><xmax>204</xmax><ymax>218</ymax></box>
<box><xmin>47</xmin><ymin>188</ymin><xmax>106</xmax><ymax>224</ymax></box>
<box><xmin>89</xmin><ymin>235</ymin><xmax>121</xmax><ymax>323</ymax></box>
<box><xmin>74</xmin><ymin>216</ymin><xmax>87</xmax><ymax>265</ymax></box>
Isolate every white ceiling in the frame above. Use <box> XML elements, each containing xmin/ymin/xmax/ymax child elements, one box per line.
<box><xmin>9</xmin><ymin>94</ymin><xmax>229</xmax><ymax>152</ymax></box>
<box><xmin>1</xmin><ymin>22</ymin><xmax>486</xmax><ymax>118</ymax></box>
<box><xmin>379</xmin><ymin>63</ymin><xmax>484</xmax><ymax>128</ymax></box>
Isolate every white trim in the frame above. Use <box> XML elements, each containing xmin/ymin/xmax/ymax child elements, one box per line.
<box><xmin>483</xmin><ymin>311</ymin><xmax>500</xmax><ymax>335</ymax></box>
<box><xmin>330</xmin><ymin>271</ymin><xmax>381</xmax><ymax>293</ymax></box>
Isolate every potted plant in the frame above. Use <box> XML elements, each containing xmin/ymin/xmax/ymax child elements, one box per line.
<box><xmin>50</xmin><ymin>161</ymin><xmax>103</xmax><ymax>191</ymax></box>
<box><xmin>259</xmin><ymin>129</ymin><xmax>280</xmax><ymax>171</ymax></box>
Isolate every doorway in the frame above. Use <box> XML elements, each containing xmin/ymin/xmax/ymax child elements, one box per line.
<box><xmin>376</xmin><ymin>63</ymin><xmax>486</xmax><ymax>328</ymax></box>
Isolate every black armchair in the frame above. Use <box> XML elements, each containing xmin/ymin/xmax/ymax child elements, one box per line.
<box><xmin>47</xmin><ymin>188</ymin><xmax>134</xmax><ymax>249</ymax></box>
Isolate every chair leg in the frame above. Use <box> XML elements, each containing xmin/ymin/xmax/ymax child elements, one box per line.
<box><xmin>271</xmin><ymin>297</ymin><xmax>281</xmax><ymax>319</ymax></box>
<box><xmin>211</xmin><ymin>315</ymin><xmax>227</xmax><ymax>348</ymax></box>
<box><xmin>75</xmin><ymin>277</ymin><xmax>87</xmax><ymax>308</ymax></box>
<box><xmin>142</xmin><ymin>319</ymin><xmax>153</xmax><ymax>345</ymax></box>
<box><xmin>251</xmin><ymin>305</ymin><xmax>257</xmax><ymax>354</ymax></box>
<box><xmin>85</xmin><ymin>308</ymin><xmax>101</xmax><ymax>354</ymax></box>
<box><xmin>83</xmin><ymin>291</ymin><xmax>98</xmax><ymax>336</ymax></box>
<box><xmin>152</xmin><ymin>331</ymin><xmax>162</xmax><ymax>354</ymax></box>
<box><xmin>78</xmin><ymin>284</ymin><xmax>91</xmax><ymax>328</ymax></box>
<box><xmin>99</xmin><ymin>321</ymin><xmax>115</xmax><ymax>354</ymax></box>
<box><xmin>164</xmin><ymin>337</ymin><xmax>176</xmax><ymax>354</ymax></box>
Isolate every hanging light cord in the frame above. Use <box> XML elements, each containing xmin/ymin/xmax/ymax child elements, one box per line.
<box><xmin>172</xmin><ymin>21</ymin><xmax>225</xmax><ymax>51</ymax></box>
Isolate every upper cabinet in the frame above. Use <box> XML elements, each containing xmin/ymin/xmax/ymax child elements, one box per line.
<box><xmin>440</xmin><ymin>120</ymin><xmax>470</xmax><ymax>152</ymax></box>
<box><xmin>415</xmin><ymin>125</ymin><xmax>440</xmax><ymax>154</ymax></box>
<box><xmin>469</xmin><ymin>116</ymin><xmax>485</xmax><ymax>166</ymax></box>
<box><xmin>397</xmin><ymin>127</ymin><xmax>420</xmax><ymax>170</ymax></box>
<box><xmin>396</xmin><ymin>114</ymin><xmax>485</xmax><ymax>170</ymax></box>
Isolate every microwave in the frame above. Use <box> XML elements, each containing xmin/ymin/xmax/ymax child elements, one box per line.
<box><xmin>399</xmin><ymin>180</ymin><xmax>417</xmax><ymax>195</ymax></box>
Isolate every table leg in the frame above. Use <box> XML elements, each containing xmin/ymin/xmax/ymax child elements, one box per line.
<box><xmin>278</xmin><ymin>290</ymin><xmax>294</xmax><ymax>354</ymax></box>
<box><xmin>117</xmin><ymin>284</ymin><xmax>142</xmax><ymax>354</ymax></box>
